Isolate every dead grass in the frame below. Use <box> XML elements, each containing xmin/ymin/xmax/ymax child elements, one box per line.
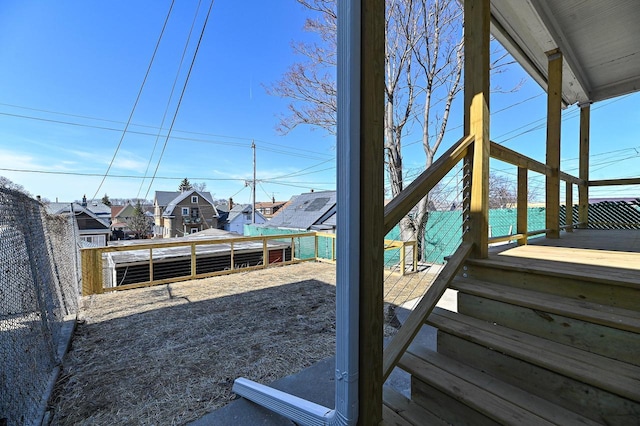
<box><xmin>48</xmin><ymin>262</ymin><xmax>434</xmax><ymax>425</ymax></box>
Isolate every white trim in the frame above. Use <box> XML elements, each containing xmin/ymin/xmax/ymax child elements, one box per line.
<box><xmin>181</xmin><ymin>207</ymin><xmax>189</xmax><ymax>216</ymax></box>
<box><xmin>232</xmin><ymin>2</ymin><xmax>361</xmax><ymax>424</ymax></box>
<box><xmin>191</xmin><ymin>195</ymin><xmax>198</xmax><ymax>204</ymax></box>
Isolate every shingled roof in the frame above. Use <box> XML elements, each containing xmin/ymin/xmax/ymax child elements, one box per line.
<box><xmin>264</xmin><ymin>191</ymin><xmax>336</xmax><ymax>230</ymax></box>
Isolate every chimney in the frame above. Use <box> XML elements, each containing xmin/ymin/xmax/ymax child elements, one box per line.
<box><xmin>272</xmin><ymin>196</ymin><xmax>275</xmax><ymax>203</ymax></box>
<box><xmin>228</xmin><ymin>197</ymin><xmax>234</xmax><ymax>210</ymax></box>
<box><xmin>36</xmin><ymin>195</ymin><xmax>41</xmax><ymax>202</ymax></box>
<box><xmin>82</xmin><ymin>194</ymin><xmax>87</xmax><ymax>207</ymax></box>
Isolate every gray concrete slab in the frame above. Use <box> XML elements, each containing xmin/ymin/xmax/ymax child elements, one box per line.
<box><xmin>190</xmin><ymin>357</ymin><xmax>335</xmax><ymax>426</ymax></box>
<box><xmin>190</xmin><ymin>293</ymin><xmax>451</xmax><ymax>425</ymax></box>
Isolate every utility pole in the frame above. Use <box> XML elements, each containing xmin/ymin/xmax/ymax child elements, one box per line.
<box><xmin>252</xmin><ymin>140</ymin><xmax>256</xmax><ymax>224</ymax></box>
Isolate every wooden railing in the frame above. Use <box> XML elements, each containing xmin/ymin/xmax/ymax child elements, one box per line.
<box><xmin>81</xmin><ymin>233</ymin><xmax>316</xmax><ymax>295</ymax></box>
<box><xmin>316</xmin><ymin>232</ymin><xmax>418</xmax><ymax>275</ymax></box>
<box><xmin>81</xmin><ymin>232</ymin><xmax>419</xmax><ymax>296</ymax></box>
<box><xmin>489</xmin><ymin>141</ymin><xmax>583</xmax><ymax>245</ymax></box>
<box><xmin>381</xmin><ymin>134</ymin><xmax>475</xmax><ymax>379</ymax></box>
<box><xmin>384</xmin><ymin>135</ymin><xmax>474</xmax><ymax>234</ymax></box>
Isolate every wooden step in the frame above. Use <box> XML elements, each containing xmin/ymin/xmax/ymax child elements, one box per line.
<box><xmin>451</xmin><ymin>278</ymin><xmax>640</xmax><ymax>365</ymax></box>
<box><xmin>382</xmin><ymin>386</ymin><xmax>449</xmax><ymax>426</ymax></box>
<box><xmin>464</xmin><ymin>258</ymin><xmax>640</xmax><ymax>310</ymax></box>
<box><xmin>399</xmin><ymin>345</ymin><xmax>601</xmax><ymax>426</ymax></box>
<box><xmin>429</xmin><ymin>308</ymin><xmax>640</xmax><ymax>424</ymax></box>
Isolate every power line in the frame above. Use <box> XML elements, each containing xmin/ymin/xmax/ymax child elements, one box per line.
<box><xmin>137</xmin><ymin>0</ymin><xmax>204</xmax><ymax>199</ymax></box>
<box><xmin>0</xmin><ymin>167</ymin><xmax>246</xmax><ymax>181</ymax></box>
<box><xmin>92</xmin><ymin>0</ymin><xmax>176</xmax><ymax>200</ymax></box>
<box><xmin>0</xmin><ymin>105</ymin><xmax>334</xmax><ymax>159</ymax></box>
<box><xmin>143</xmin><ymin>0</ymin><xmax>217</xmax><ymax>200</ymax></box>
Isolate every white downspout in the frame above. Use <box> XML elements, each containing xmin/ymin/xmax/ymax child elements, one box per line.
<box><xmin>232</xmin><ymin>1</ymin><xmax>361</xmax><ymax>424</ymax></box>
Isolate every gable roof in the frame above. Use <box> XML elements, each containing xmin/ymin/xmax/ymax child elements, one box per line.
<box><xmin>45</xmin><ymin>202</ymin><xmax>110</xmax><ymax>228</ymax></box>
<box><xmin>155</xmin><ymin>190</ymin><xmax>215</xmax><ymax>207</ymax></box>
<box><xmin>227</xmin><ymin>204</ymin><xmax>267</xmax><ymax>223</ymax></box>
<box><xmin>111</xmin><ymin>205</ymin><xmax>125</xmax><ymax>217</ymax></box>
<box><xmin>162</xmin><ymin>189</ymin><xmax>218</xmax><ymax>217</ymax></box>
<box><xmin>265</xmin><ymin>191</ymin><xmax>336</xmax><ymax>230</ymax></box>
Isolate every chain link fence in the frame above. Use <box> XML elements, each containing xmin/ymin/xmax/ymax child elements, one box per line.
<box><xmin>0</xmin><ymin>188</ymin><xmax>81</xmax><ymax>426</ymax></box>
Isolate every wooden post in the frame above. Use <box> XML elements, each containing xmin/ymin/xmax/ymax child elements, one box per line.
<box><xmin>314</xmin><ymin>233</ymin><xmax>319</xmax><ymax>259</ymax></box>
<box><xmin>412</xmin><ymin>241</ymin><xmax>417</xmax><ymax>272</ymax></box>
<box><xmin>546</xmin><ymin>49</ymin><xmax>563</xmax><ymax>239</ymax></box>
<box><xmin>190</xmin><ymin>244</ymin><xmax>196</xmax><ymax>277</ymax></box>
<box><xmin>357</xmin><ymin>0</ymin><xmax>385</xmax><ymax>423</ymax></box>
<box><xmin>463</xmin><ymin>0</ymin><xmax>491</xmax><ymax>258</ymax></box>
<box><xmin>93</xmin><ymin>249</ymin><xmax>103</xmax><ymax>294</ymax></box>
<box><xmin>149</xmin><ymin>248</ymin><xmax>154</xmax><ymax>283</ymax></box>
<box><xmin>230</xmin><ymin>241</ymin><xmax>235</xmax><ymax>270</ymax></box>
<box><xmin>400</xmin><ymin>244</ymin><xmax>406</xmax><ymax>276</ymax></box>
<box><xmin>263</xmin><ymin>238</ymin><xmax>268</xmax><ymax>267</ymax></box>
<box><xmin>517</xmin><ymin>167</ymin><xmax>528</xmax><ymax>245</ymax></box>
<box><xmin>579</xmin><ymin>104</ymin><xmax>590</xmax><ymax>228</ymax></box>
<box><xmin>566</xmin><ymin>181</ymin><xmax>573</xmax><ymax>232</ymax></box>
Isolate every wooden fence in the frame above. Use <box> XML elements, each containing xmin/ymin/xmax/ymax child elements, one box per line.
<box><xmin>81</xmin><ymin>232</ymin><xmax>417</xmax><ymax>295</ymax></box>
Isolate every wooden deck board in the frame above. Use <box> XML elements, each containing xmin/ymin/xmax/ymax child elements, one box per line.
<box><xmin>483</xmin><ymin>230</ymin><xmax>640</xmax><ymax>286</ymax></box>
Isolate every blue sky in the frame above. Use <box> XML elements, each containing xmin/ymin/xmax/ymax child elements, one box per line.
<box><xmin>0</xmin><ymin>1</ymin><xmax>638</xmax><ymax>204</ymax></box>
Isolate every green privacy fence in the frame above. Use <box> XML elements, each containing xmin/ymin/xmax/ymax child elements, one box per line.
<box><xmin>246</xmin><ymin>207</ymin><xmax>547</xmax><ymax>266</ymax></box>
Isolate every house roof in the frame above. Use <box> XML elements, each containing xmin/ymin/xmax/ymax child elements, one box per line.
<box><xmin>265</xmin><ymin>191</ymin><xmax>336</xmax><ymax>230</ymax></box>
<box><xmin>45</xmin><ymin>202</ymin><xmax>110</xmax><ymax>228</ymax></box>
<box><xmin>155</xmin><ymin>190</ymin><xmax>215</xmax><ymax>207</ymax></box>
<box><xmin>491</xmin><ymin>0</ymin><xmax>640</xmax><ymax>104</ymax></box>
<box><xmin>255</xmin><ymin>201</ymin><xmax>287</xmax><ymax>209</ymax></box>
<box><xmin>84</xmin><ymin>200</ymin><xmax>112</xmax><ymax>216</ymax></box>
<box><xmin>111</xmin><ymin>205</ymin><xmax>125</xmax><ymax>217</ymax></box>
<box><xmin>162</xmin><ymin>190</ymin><xmax>218</xmax><ymax>217</ymax></box>
<box><xmin>227</xmin><ymin>204</ymin><xmax>267</xmax><ymax>223</ymax></box>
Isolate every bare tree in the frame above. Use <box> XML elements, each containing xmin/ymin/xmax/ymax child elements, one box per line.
<box><xmin>489</xmin><ymin>173</ymin><xmax>540</xmax><ymax>208</ymax></box>
<box><xmin>271</xmin><ymin>0</ymin><xmax>515</xmax><ymax>261</ymax></box>
<box><xmin>0</xmin><ymin>176</ymin><xmax>31</xmax><ymax>196</ymax></box>
<box><xmin>128</xmin><ymin>201</ymin><xmax>152</xmax><ymax>239</ymax></box>
<box><xmin>192</xmin><ymin>181</ymin><xmax>207</xmax><ymax>192</ymax></box>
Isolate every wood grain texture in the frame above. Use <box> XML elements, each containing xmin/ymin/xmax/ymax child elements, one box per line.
<box><xmin>546</xmin><ymin>49</ymin><xmax>563</xmax><ymax>239</ymax></box>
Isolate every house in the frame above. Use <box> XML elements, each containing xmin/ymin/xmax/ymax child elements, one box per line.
<box><xmin>153</xmin><ymin>189</ymin><xmax>219</xmax><ymax>238</ymax></box>
<box><xmin>224</xmin><ymin>204</ymin><xmax>267</xmax><ymax>234</ymax></box>
<box><xmin>255</xmin><ymin>200</ymin><xmax>287</xmax><ymax>218</ymax></box>
<box><xmin>232</xmin><ymin>2</ymin><xmax>640</xmax><ymax>425</ymax></box>
<box><xmin>45</xmin><ymin>202</ymin><xmax>110</xmax><ymax>246</ymax></box>
<box><xmin>261</xmin><ymin>191</ymin><xmax>336</xmax><ymax>232</ymax></box>
<box><xmin>111</xmin><ymin>202</ymin><xmax>155</xmax><ymax>239</ymax></box>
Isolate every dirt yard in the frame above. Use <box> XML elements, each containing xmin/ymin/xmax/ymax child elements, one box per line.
<box><xmin>48</xmin><ymin>262</ymin><xmax>436</xmax><ymax>425</ymax></box>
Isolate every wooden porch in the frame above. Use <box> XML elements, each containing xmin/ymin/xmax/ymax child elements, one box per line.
<box><xmin>382</xmin><ymin>229</ymin><xmax>640</xmax><ymax>425</ymax></box>
<box><xmin>229</xmin><ymin>1</ymin><xmax>640</xmax><ymax>424</ymax></box>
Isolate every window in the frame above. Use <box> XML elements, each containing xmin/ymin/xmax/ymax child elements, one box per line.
<box><xmin>191</xmin><ymin>207</ymin><xmax>199</xmax><ymax>218</ymax></box>
<box><xmin>190</xmin><ymin>228</ymin><xmax>199</xmax><ymax>234</ymax></box>
<box><xmin>181</xmin><ymin>207</ymin><xmax>189</xmax><ymax>216</ymax></box>
<box><xmin>191</xmin><ymin>196</ymin><xmax>198</xmax><ymax>203</ymax></box>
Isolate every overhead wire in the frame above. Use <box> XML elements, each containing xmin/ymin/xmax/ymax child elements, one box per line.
<box><xmin>137</xmin><ymin>0</ymin><xmax>204</xmax><ymax>199</ymax></box>
<box><xmin>143</xmin><ymin>0</ymin><xmax>217</xmax><ymax>200</ymax></box>
<box><xmin>0</xmin><ymin>105</ymin><xmax>333</xmax><ymax>159</ymax></box>
<box><xmin>92</xmin><ymin>0</ymin><xmax>176</xmax><ymax>200</ymax></box>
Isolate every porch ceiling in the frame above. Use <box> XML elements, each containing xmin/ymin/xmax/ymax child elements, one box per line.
<box><xmin>490</xmin><ymin>0</ymin><xmax>640</xmax><ymax>105</ymax></box>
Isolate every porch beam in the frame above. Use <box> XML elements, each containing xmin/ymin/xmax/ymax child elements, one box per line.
<box><xmin>463</xmin><ymin>0</ymin><xmax>491</xmax><ymax>258</ymax></box>
<box><xmin>545</xmin><ymin>49</ymin><xmax>562</xmax><ymax>239</ymax></box>
<box><xmin>579</xmin><ymin>104</ymin><xmax>590</xmax><ymax>227</ymax></box>
<box><xmin>589</xmin><ymin>177</ymin><xmax>640</xmax><ymax>187</ymax></box>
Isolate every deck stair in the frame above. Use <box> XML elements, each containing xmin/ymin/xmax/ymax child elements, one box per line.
<box><xmin>383</xmin><ymin>254</ymin><xmax>640</xmax><ymax>425</ymax></box>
